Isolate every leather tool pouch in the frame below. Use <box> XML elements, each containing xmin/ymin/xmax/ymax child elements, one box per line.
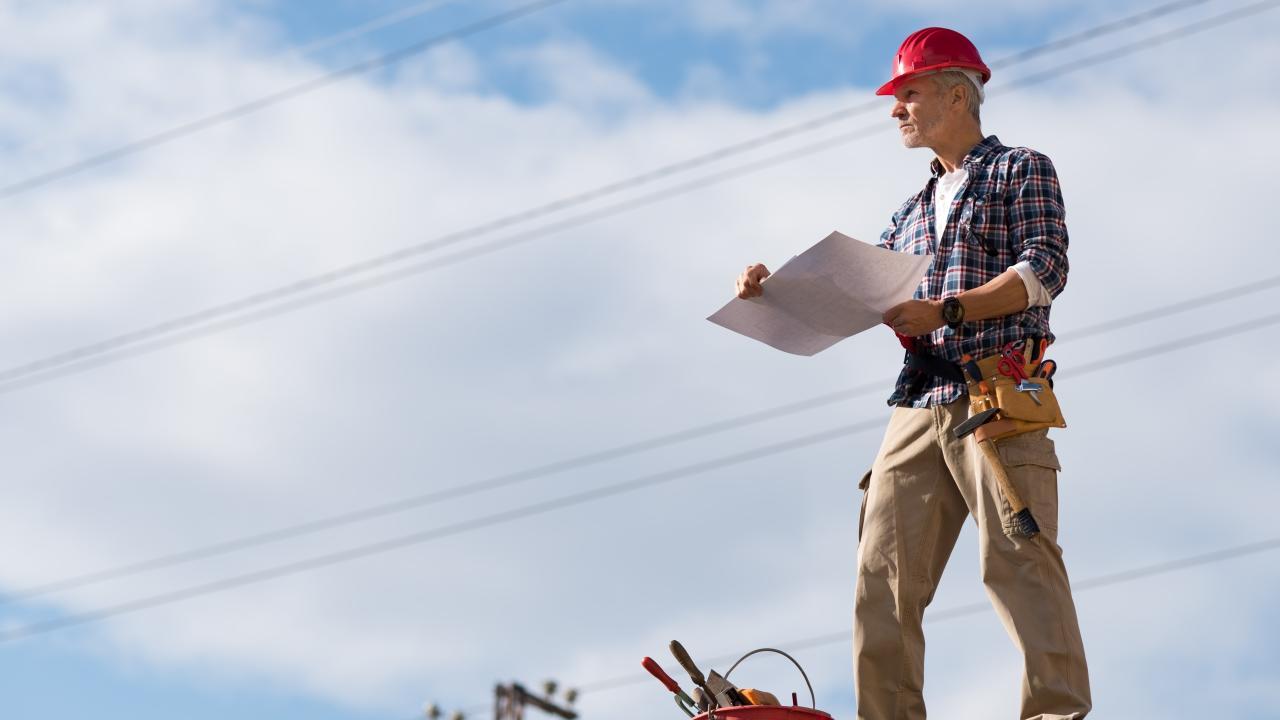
<box><xmin>966</xmin><ymin>346</ymin><xmax>1066</xmax><ymax>442</ymax></box>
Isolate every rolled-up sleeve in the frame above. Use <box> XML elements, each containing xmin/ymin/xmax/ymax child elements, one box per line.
<box><xmin>1008</xmin><ymin>151</ymin><xmax>1069</xmax><ymax>298</ymax></box>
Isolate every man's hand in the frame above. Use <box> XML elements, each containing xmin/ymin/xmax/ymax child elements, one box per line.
<box><xmin>883</xmin><ymin>299</ymin><xmax>944</xmax><ymax>337</ymax></box>
<box><xmin>735</xmin><ymin>263</ymin><xmax>771</xmax><ymax>299</ymax></box>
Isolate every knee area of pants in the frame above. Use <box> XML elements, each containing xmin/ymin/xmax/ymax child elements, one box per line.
<box><xmin>978</xmin><ymin>552</ymin><xmax>1036</xmax><ymax>587</ymax></box>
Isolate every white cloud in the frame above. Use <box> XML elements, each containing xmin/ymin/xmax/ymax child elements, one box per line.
<box><xmin>397</xmin><ymin>43</ymin><xmax>485</xmax><ymax>95</ymax></box>
<box><xmin>0</xmin><ymin>1</ymin><xmax>1277</xmax><ymax>719</ymax></box>
<box><xmin>498</xmin><ymin>38</ymin><xmax>654</xmax><ymax>117</ymax></box>
<box><xmin>596</xmin><ymin>0</ymin><xmax>848</xmax><ymax>39</ymax></box>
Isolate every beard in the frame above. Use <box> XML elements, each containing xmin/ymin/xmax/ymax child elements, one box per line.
<box><xmin>899</xmin><ymin>112</ymin><xmax>940</xmax><ymax>149</ymax></box>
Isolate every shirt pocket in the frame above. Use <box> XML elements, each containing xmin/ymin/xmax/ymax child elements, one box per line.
<box><xmin>957</xmin><ymin>186</ymin><xmax>1015</xmax><ymax>276</ymax></box>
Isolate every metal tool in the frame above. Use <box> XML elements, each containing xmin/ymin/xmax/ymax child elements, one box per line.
<box><xmin>953</xmin><ymin>408</ymin><xmax>1040</xmax><ymax>538</ymax></box>
<box><xmin>706</xmin><ymin>669</ymin><xmax>750</xmax><ymax>708</ymax></box>
<box><xmin>997</xmin><ymin>342</ymin><xmax>1030</xmax><ymax>383</ymax></box>
<box><xmin>953</xmin><ymin>406</ymin><xmax>1001</xmax><ymax>438</ymax></box>
<box><xmin>642</xmin><ymin>657</ymin><xmax>696</xmax><ymax>716</ymax></box>
<box><xmin>1015</xmin><ymin>380</ymin><xmax>1043</xmax><ymax>405</ymax></box>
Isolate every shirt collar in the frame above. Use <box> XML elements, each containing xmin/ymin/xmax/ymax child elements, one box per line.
<box><xmin>929</xmin><ymin>134</ymin><xmax>1002</xmax><ymax>177</ymax></box>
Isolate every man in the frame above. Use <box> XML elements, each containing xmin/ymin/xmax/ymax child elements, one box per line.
<box><xmin>734</xmin><ymin>28</ymin><xmax>1091</xmax><ymax>720</ymax></box>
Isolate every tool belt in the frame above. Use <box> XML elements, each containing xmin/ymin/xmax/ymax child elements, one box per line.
<box><xmin>963</xmin><ymin>339</ymin><xmax>1066</xmax><ymax>442</ymax></box>
<box><xmin>904</xmin><ymin>339</ymin><xmax>1066</xmax><ymax>443</ymax></box>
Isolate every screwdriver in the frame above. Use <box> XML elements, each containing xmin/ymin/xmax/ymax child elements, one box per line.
<box><xmin>642</xmin><ymin>657</ymin><xmax>696</xmax><ymax>716</ymax></box>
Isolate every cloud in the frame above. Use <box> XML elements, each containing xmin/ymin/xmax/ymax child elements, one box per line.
<box><xmin>0</xmin><ymin>1</ymin><xmax>1277</xmax><ymax>719</ymax></box>
<box><xmin>684</xmin><ymin>0</ymin><xmax>841</xmax><ymax>37</ymax></box>
<box><xmin>497</xmin><ymin>38</ymin><xmax>655</xmax><ymax>117</ymax></box>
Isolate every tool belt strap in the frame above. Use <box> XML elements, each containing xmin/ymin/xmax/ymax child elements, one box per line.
<box><xmin>903</xmin><ymin>336</ymin><xmax>1043</xmax><ymax>385</ymax></box>
<box><xmin>903</xmin><ymin>349</ymin><xmax>965</xmax><ymax>383</ymax></box>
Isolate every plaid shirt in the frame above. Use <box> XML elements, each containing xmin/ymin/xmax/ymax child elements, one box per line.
<box><xmin>879</xmin><ymin>135</ymin><xmax>1069</xmax><ymax>407</ymax></box>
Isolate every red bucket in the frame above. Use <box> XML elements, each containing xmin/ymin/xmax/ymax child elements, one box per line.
<box><xmin>692</xmin><ymin>706</ymin><xmax>832</xmax><ymax>720</ymax></box>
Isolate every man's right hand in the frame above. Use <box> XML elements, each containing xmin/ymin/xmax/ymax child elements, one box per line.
<box><xmin>735</xmin><ymin>263</ymin><xmax>771</xmax><ymax>299</ymax></box>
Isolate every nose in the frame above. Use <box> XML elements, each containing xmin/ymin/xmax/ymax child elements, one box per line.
<box><xmin>891</xmin><ymin>100</ymin><xmax>907</xmax><ymax>121</ymax></box>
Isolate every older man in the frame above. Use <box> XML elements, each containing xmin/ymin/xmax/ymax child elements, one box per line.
<box><xmin>735</xmin><ymin>28</ymin><xmax>1091</xmax><ymax>720</ymax></box>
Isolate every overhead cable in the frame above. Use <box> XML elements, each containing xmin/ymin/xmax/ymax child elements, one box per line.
<box><xmin>4</xmin><ymin>272</ymin><xmax>1278</xmax><ymax>606</ymax></box>
<box><xmin>290</xmin><ymin>0</ymin><xmax>460</xmax><ymax>58</ymax></box>
<box><xmin>0</xmin><ymin>0</ymin><xmax>1263</xmax><ymax>395</ymax></box>
<box><xmin>3</xmin><ymin>310</ymin><xmax>1279</xmax><ymax>640</ymax></box>
<box><xmin>0</xmin><ymin>421</ymin><xmax>875</xmax><ymax>643</ymax></box>
<box><xmin>550</xmin><ymin>535</ymin><xmax>1280</xmax><ymax>702</ymax></box>
<box><xmin>0</xmin><ymin>0</ymin><xmax>569</xmax><ymax>201</ymax></box>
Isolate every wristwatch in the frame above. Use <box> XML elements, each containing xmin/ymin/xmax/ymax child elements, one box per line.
<box><xmin>941</xmin><ymin>296</ymin><xmax>966</xmax><ymax>330</ymax></box>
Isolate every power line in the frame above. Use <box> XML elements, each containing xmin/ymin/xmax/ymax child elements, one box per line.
<box><xmin>985</xmin><ymin>0</ymin><xmax>1208</xmax><ymax>69</ymax></box>
<box><xmin>997</xmin><ymin>0</ymin><xmax>1280</xmax><ymax>93</ymax></box>
<box><xmin>289</xmin><ymin>0</ymin><xmax>460</xmax><ymax>58</ymax></box>
<box><xmin>1064</xmin><ymin>273</ymin><xmax>1280</xmax><ymax>340</ymax></box>
<box><xmin>0</xmin><ymin>0</ymin><xmax>1253</xmax><ymax>395</ymax></box>
<box><xmin>2</xmin><ymin>0</ymin><xmax>1273</xmax><ymax>640</ymax></box>
<box><xmin>0</xmin><ymin>0</ymin><xmax>1201</xmax><ymax>205</ymax></box>
<box><xmin>5</xmin><ymin>271</ymin><xmax>1277</xmax><ymax>606</ymax></box>
<box><xmin>0</xmin><ymin>386</ymin><xmax>886</xmax><ymax>606</ymax></box>
<box><xmin>4</xmin><ymin>310</ymin><xmax>1279</xmax><ymax>641</ymax></box>
<box><xmin>0</xmin><ymin>421</ymin><xmax>876</xmax><ymax>643</ymax></box>
<box><xmin>536</xmin><ymin>535</ymin><xmax>1280</xmax><ymax>704</ymax></box>
<box><xmin>0</xmin><ymin>0</ymin><xmax>569</xmax><ymax>201</ymax></box>
<box><xmin>0</xmin><ymin>123</ymin><xmax>885</xmax><ymax>398</ymax></box>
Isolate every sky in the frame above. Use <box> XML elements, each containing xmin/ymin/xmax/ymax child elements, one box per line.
<box><xmin>0</xmin><ymin>0</ymin><xmax>1278</xmax><ymax>719</ymax></box>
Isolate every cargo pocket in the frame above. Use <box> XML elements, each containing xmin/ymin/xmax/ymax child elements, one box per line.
<box><xmin>995</xmin><ymin>433</ymin><xmax>1062</xmax><ymax>537</ymax></box>
<box><xmin>857</xmin><ymin>468</ymin><xmax>872</xmax><ymax>542</ymax></box>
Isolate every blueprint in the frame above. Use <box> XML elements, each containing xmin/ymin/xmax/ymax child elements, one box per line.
<box><xmin>708</xmin><ymin>231</ymin><xmax>931</xmax><ymax>356</ymax></box>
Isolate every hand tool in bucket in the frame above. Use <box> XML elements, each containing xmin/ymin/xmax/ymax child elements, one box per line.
<box><xmin>705</xmin><ymin>669</ymin><xmax>750</xmax><ymax>708</ymax></box>
<box><xmin>690</xmin><ymin>647</ymin><xmax>834</xmax><ymax>720</ymax></box>
<box><xmin>670</xmin><ymin>641</ymin><xmax>718</xmax><ymax>711</ymax></box>
<box><xmin>643</xmin><ymin>656</ymin><xmax>697</xmax><ymax>717</ymax></box>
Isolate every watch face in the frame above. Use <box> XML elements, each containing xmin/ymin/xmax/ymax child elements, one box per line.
<box><xmin>943</xmin><ymin>299</ymin><xmax>963</xmax><ymax>323</ymax></box>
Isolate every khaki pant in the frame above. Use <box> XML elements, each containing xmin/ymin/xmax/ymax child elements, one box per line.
<box><xmin>853</xmin><ymin>399</ymin><xmax>1091</xmax><ymax>720</ymax></box>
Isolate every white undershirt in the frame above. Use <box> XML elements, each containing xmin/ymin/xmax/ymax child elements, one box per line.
<box><xmin>933</xmin><ymin>166</ymin><xmax>1052</xmax><ymax>308</ymax></box>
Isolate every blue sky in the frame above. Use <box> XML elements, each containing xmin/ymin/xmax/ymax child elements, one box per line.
<box><xmin>0</xmin><ymin>1</ymin><xmax>1277</xmax><ymax>719</ymax></box>
<box><xmin>237</xmin><ymin>0</ymin><xmax>1116</xmax><ymax>106</ymax></box>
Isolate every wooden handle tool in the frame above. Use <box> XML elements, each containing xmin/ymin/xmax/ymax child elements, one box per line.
<box><xmin>641</xmin><ymin>657</ymin><xmax>695</xmax><ymax>706</ymax></box>
<box><xmin>977</xmin><ymin>439</ymin><xmax>1040</xmax><ymax>538</ymax></box>
<box><xmin>669</xmin><ymin>640</ymin><xmax>716</xmax><ymax>709</ymax></box>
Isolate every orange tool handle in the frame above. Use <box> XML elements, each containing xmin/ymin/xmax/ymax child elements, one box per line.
<box><xmin>642</xmin><ymin>657</ymin><xmax>682</xmax><ymax>694</ymax></box>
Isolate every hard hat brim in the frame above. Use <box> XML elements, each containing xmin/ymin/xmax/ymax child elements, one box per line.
<box><xmin>875</xmin><ymin>62</ymin><xmax>991</xmax><ymax>96</ymax></box>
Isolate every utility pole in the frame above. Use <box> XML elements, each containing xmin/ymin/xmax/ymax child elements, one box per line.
<box><xmin>494</xmin><ymin>679</ymin><xmax>579</xmax><ymax>720</ymax></box>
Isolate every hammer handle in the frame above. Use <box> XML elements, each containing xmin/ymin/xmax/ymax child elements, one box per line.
<box><xmin>978</xmin><ymin>439</ymin><xmax>1038</xmax><ymax>537</ymax></box>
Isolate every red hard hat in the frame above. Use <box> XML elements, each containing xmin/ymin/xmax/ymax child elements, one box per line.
<box><xmin>875</xmin><ymin>27</ymin><xmax>991</xmax><ymax>96</ymax></box>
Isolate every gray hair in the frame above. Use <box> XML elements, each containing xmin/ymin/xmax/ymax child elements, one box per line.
<box><xmin>931</xmin><ymin>70</ymin><xmax>983</xmax><ymax>123</ymax></box>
